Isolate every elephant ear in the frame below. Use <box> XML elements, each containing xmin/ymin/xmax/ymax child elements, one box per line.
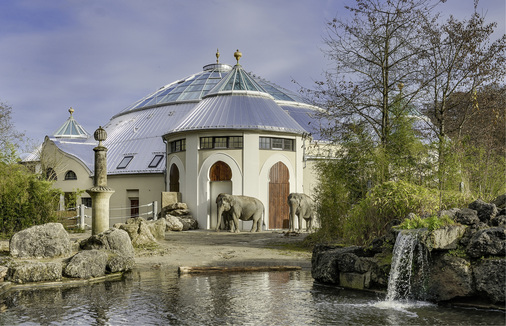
<box><xmin>227</xmin><ymin>194</ymin><xmax>236</xmax><ymax>206</ymax></box>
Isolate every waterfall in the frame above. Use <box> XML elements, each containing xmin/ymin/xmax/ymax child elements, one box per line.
<box><xmin>385</xmin><ymin>229</ymin><xmax>429</xmax><ymax>302</ymax></box>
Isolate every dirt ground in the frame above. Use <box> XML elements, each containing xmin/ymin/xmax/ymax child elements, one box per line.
<box><xmin>66</xmin><ymin>229</ymin><xmax>313</xmax><ymax>272</ymax></box>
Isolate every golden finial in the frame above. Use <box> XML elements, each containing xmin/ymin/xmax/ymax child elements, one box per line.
<box><xmin>69</xmin><ymin>107</ymin><xmax>74</xmax><ymax>116</ymax></box>
<box><xmin>398</xmin><ymin>83</ymin><xmax>404</xmax><ymax>91</ymax></box>
<box><xmin>216</xmin><ymin>48</ymin><xmax>220</xmax><ymax>63</ymax></box>
<box><xmin>234</xmin><ymin>49</ymin><xmax>242</xmax><ymax>64</ymax></box>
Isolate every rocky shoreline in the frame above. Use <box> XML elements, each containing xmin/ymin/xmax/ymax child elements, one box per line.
<box><xmin>311</xmin><ymin>196</ymin><xmax>506</xmax><ymax>310</ymax></box>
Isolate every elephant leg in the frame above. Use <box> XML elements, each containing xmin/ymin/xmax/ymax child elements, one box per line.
<box><xmin>232</xmin><ymin>215</ymin><xmax>240</xmax><ymax>233</ymax></box>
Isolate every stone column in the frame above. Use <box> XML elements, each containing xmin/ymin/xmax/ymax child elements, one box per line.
<box><xmin>86</xmin><ymin>126</ymin><xmax>115</xmax><ymax>235</ymax></box>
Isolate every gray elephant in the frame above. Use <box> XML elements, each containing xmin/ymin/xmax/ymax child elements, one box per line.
<box><xmin>216</xmin><ymin>193</ymin><xmax>264</xmax><ymax>233</ymax></box>
<box><xmin>288</xmin><ymin>193</ymin><xmax>315</xmax><ymax>232</ymax></box>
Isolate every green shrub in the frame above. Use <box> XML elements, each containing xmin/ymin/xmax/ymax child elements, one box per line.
<box><xmin>0</xmin><ymin>163</ymin><xmax>61</xmax><ymax>235</ymax></box>
<box><xmin>397</xmin><ymin>214</ymin><xmax>457</xmax><ymax>231</ymax></box>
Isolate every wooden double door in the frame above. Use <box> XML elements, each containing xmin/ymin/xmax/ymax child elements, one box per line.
<box><xmin>269</xmin><ymin>162</ymin><xmax>290</xmax><ymax>229</ymax></box>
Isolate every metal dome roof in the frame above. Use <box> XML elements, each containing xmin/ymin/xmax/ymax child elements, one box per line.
<box><xmin>170</xmin><ymin>64</ymin><xmax>305</xmax><ymax>135</ymax></box>
<box><xmin>116</xmin><ymin>62</ymin><xmax>310</xmax><ymax>117</ymax></box>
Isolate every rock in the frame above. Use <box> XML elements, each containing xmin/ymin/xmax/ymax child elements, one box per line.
<box><xmin>169</xmin><ymin>209</ymin><xmax>192</xmax><ymax>216</ymax></box>
<box><xmin>311</xmin><ymin>245</ymin><xmax>342</xmax><ymax>284</ymax></box>
<box><xmin>469</xmin><ymin>199</ymin><xmax>497</xmax><ymax>223</ymax></box>
<box><xmin>0</xmin><ymin>266</ymin><xmax>7</xmax><ymax>281</ymax></box>
<box><xmin>107</xmin><ymin>253</ymin><xmax>135</xmax><ymax>273</ymax></box>
<box><xmin>427</xmin><ymin>253</ymin><xmax>473</xmax><ymax>302</ymax></box>
<box><xmin>339</xmin><ymin>272</ymin><xmax>371</xmax><ymax>290</ymax></box>
<box><xmin>64</xmin><ymin>250</ymin><xmax>108</xmax><ymax>279</ymax></box>
<box><xmin>9</xmin><ymin>223</ymin><xmax>71</xmax><ymax>258</ymax></box>
<box><xmin>490</xmin><ymin>215</ymin><xmax>506</xmax><ymax>228</ymax></box>
<box><xmin>473</xmin><ymin>258</ymin><xmax>506</xmax><ymax>304</ymax></box>
<box><xmin>118</xmin><ymin>218</ymin><xmax>157</xmax><ymax>247</ymax></box>
<box><xmin>80</xmin><ymin>228</ymin><xmax>134</xmax><ymax>257</ymax></box>
<box><xmin>466</xmin><ymin>227</ymin><xmax>506</xmax><ymax>258</ymax></box>
<box><xmin>147</xmin><ymin>218</ymin><xmax>166</xmax><ymax>240</ymax></box>
<box><xmin>166</xmin><ymin>202</ymin><xmax>188</xmax><ymax>211</ymax></box>
<box><xmin>491</xmin><ymin>194</ymin><xmax>506</xmax><ymax>209</ymax></box>
<box><xmin>166</xmin><ymin>215</ymin><xmax>184</xmax><ymax>231</ymax></box>
<box><xmin>455</xmin><ymin>208</ymin><xmax>479</xmax><ymax>225</ymax></box>
<box><xmin>178</xmin><ymin>217</ymin><xmax>199</xmax><ymax>231</ymax></box>
<box><xmin>423</xmin><ymin>225</ymin><xmax>467</xmax><ymax>250</ymax></box>
<box><xmin>7</xmin><ymin>261</ymin><xmax>62</xmax><ymax>284</ymax></box>
<box><xmin>439</xmin><ymin>208</ymin><xmax>460</xmax><ymax>219</ymax></box>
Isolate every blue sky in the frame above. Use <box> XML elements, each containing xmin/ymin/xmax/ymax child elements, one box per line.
<box><xmin>0</xmin><ymin>0</ymin><xmax>504</xmax><ymax>149</ymax></box>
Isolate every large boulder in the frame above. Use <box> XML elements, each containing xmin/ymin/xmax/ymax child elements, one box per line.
<box><xmin>107</xmin><ymin>252</ymin><xmax>135</xmax><ymax>273</ymax></box>
<box><xmin>64</xmin><ymin>250</ymin><xmax>108</xmax><ymax>279</ymax></box>
<box><xmin>427</xmin><ymin>253</ymin><xmax>473</xmax><ymax>301</ymax></box>
<box><xmin>80</xmin><ymin>228</ymin><xmax>134</xmax><ymax>257</ymax></box>
<box><xmin>311</xmin><ymin>245</ymin><xmax>342</xmax><ymax>284</ymax></box>
<box><xmin>178</xmin><ymin>217</ymin><xmax>199</xmax><ymax>231</ymax></box>
<box><xmin>454</xmin><ymin>208</ymin><xmax>480</xmax><ymax>226</ymax></box>
<box><xmin>473</xmin><ymin>258</ymin><xmax>506</xmax><ymax>304</ymax></box>
<box><xmin>466</xmin><ymin>227</ymin><xmax>506</xmax><ymax>258</ymax></box>
<box><xmin>6</xmin><ymin>261</ymin><xmax>62</xmax><ymax>284</ymax></box>
<box><xmin>9</xmin><ymin>223</ymin><xmax>71</xmax><ymax>258</ymax></box>
<box><xmin>166</xmin><ymin>215</ymin><xmax>184</xmax><ymax>231</ymax></box>
<box><xmin>118</xmin><ymin>218</ymin><xmax>157</xmax><ymax>247</ymax></box>
<box><xmin>423</xmin><ymin>225</ymin><xmax>467</xmax><ymax>250</ymax></box>
<box><xmin>469</xmin><ymin>199</ymin><xmax>498</xmax><ymax>224</ymax></box>
<box><xmin>491</xmin><ymin>194</ymin><xmax>506</xmax><ymax>209</ymax></box>
<box><xmin>147</xmin><ymin>218</ymin><xmax>166</xmax><ymax>240</ymax></box>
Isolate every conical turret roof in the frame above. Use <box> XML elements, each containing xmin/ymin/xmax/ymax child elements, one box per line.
<box><xmin>170</xmin><ymin>60</ymin><xmax>305</xmax><ymax>135</ymax></box>
<box><xmin>52</xmin><ymin>108</ymin><xmax>90</xmax><ymax>139</ymax></box>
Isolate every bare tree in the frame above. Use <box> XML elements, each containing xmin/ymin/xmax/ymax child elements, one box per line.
<box><xmin>419</xmin><ymin>7</ymin><xmax>506</xmax><ymax>194</ymax></box>
<box><xmin>313</xmin><ymin>0</ymin><xmax>442</xmax><ymax>147</ymax></box>
<box><xmin>0</xmin><ymin>101</ymin><xmax>25</xmax><ymax>163</ymax></box>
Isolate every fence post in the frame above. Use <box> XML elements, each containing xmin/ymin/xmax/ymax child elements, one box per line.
<box><xmin>153</xmin><ymin>201</ymin><xmax>158</xmax><ymax>220</ymax></box>
<box><xmin>79</xmin><ymin>204</ymin><xmax>85</xmax><ymax>230</ymax></box>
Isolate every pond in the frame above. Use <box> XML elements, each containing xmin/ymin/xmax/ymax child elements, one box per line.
<box><xmin>0</xmin><ymin>269</ymin><xmax>504</xmax><ymax>325</ymax></box>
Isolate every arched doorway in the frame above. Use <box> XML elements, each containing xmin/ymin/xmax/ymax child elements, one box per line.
<box><xmin>169</xmin><ymin>164</ymin><xmax>180</xmax><ymax>192</ymax></box>
<box><xmin>269</xmin><ymin>162</ymin><xmax>290</xmax><ymax>229</ymax></box>
<box><xmin>210</xmin><ymin>161</ymin><xmax>232</xmax><ymax>229</ymax></box>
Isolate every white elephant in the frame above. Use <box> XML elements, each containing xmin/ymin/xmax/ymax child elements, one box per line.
<box><xmin>216</xmin><ymin>193</ymin><xmax>264</xmax><ymax>233</ymax></box>
<box><xmin>287</xmin><ymin>193</ymin><xmax>315</xmax><ymax>232</ymax></box>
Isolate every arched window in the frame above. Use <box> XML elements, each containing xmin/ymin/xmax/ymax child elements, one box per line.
<box><xmin>209</xmin><ymin>161</ymin><xmax>232</xmax><ymax>181</ymax></box>
<box><xmin>65</xmin><ymin>170</ymin><xmax>77</xmax><ymax>180</ymax></box>
<box><xmin>46</xmin><ymin>168</ymin><xmax>57</xmax><ymax>181</ymax></box>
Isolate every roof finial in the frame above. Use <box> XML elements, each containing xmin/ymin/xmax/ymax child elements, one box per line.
<box><xmin>234</xmin><ymin>49</ymin><xmax>242</xmax><ymax>65</ymax></box>
<box><xmin>216</xmin><ymin>48</ymin><xmax>220</xmax><ymax>63</ymax></box>
<box><xmin>69</xmin><ymin>107</ymin><xmax>74</xmax><ymax>116</ymax></box>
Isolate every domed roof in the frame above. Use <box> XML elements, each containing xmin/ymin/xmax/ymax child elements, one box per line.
<box><xmin>170</xmin><ymin>63</ymin><xmax>304</xmax><ymax>135</ymax></box>
<box><xmin>115</xmin><ymin>62</ymin><xmax>310</xmax><ymax>117</ymax></box>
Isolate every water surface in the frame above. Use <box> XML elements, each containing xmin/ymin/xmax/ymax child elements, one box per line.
<box><xmin>0</xmin><ymin>269</ymin><xmax>504</xmax><ymax>325</ymax></box>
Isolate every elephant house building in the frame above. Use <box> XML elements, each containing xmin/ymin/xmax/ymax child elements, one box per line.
<box><xmin>23</xmin><ymin>50</ymin><xmax>331</xmax><ymax>231</ymax></box>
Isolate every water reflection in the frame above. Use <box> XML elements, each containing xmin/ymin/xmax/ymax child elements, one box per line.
<box><xmin>0</xmin><ymin>270</ymin><xmax>503</xmax><ymax>325</ymax></box>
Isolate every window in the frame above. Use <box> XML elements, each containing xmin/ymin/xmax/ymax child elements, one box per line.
<box><xmin>200</xmin><ymin>137</ymin><xmax>213</xmax><ymax>149</ymax></box>
<box><xmin>81</xmin><ymin>197</ymin><xmax>92</xmax><ymax>208</ymax></box>
<box><xmin>214</xmin><ymin>137</ymin><xmax>227</xmax><ymax>148</ymax></box>
<box><xmin>229</xmin><ymin>136</ymin><xmax>243</xmax><ymax>148</ymax></box>
<box><xmin>199</xmin><ymin>136</ymin><xmax>243</xmax><ymax>149</ymax></box>
<box><xmin>117</xmin><ymin>156</ymin><xmax>134</xmax><ymax>169</ymax></box>
<box><xmin>170</xmin><ymin>139</ymin><xmax>186</xmax><ymax>153</ymax></box>
<box><xmin>64</xmin><ymin>170</ymin><xmax>77</xmax><ymax>180</ymax></box>
<box><xmin>148</xmin><ymin>155</ymin><xmax>164</xmax><ymax>168</ymax></box>
<box><xmin>259</xmin><ymin>137</ymin><xmax>294</xmax><ymax>151</ymax></box>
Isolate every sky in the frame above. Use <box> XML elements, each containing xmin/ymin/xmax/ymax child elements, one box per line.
<box><xmin>0</xmin><ymin>0</ymin><xmax>504</xmax><ymax>151</ymax></box>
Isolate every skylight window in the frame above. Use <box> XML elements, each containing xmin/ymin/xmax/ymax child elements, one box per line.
<box><xmin>117</xmin><ymin>156</ymin><xmax>134</xmax><ymax>169</ymax></box>
<box><xmin>148</xmin><ymin>155</ymin><xmax>164</xmax><ymax>168</ymax></box>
